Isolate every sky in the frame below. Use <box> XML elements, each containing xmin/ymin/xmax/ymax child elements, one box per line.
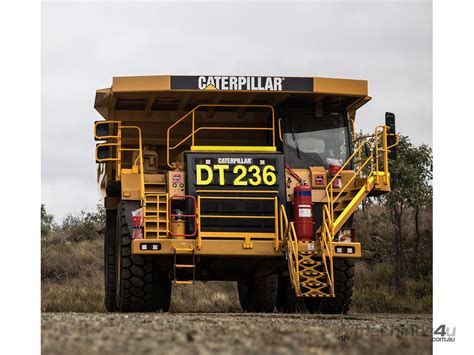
<box><xmin>42</xmin><ymin>0</ymin><xmax>432</xmax><ymax>220</ymax></box>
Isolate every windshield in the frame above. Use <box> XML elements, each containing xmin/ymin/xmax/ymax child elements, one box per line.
<box><xmin>283</xmin><ymin>111</ymin><xmax>349</xmax><ymax>168</ymax></box>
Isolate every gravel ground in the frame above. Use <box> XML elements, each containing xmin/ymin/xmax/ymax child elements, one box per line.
<box><xmin>42</xmin><ymin>313</ymin><xmax>432</xmax><ymax>355</ymax></box>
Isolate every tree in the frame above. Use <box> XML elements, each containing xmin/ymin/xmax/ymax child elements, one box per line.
<box><xmin>381</xmin><ymin>136</ymin><xmax>433</xmax><ymax>290</ymax></box>
<box><xmin>41</xmin><ymin>204</ymin><xmax>54</xmax><ymax>237</ymax></box>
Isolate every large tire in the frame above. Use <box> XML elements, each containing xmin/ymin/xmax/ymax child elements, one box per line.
<box><xmin>104</xmin><ymin>209</ymin><xmax>117</xmax><ymax>312</ymax></box>
<box><xmin>276</xmin><ymin>275</ymin><xmax>306</xmax><ymax>313</ymax></box>
<box><xmin>238</xmin><ymin>274</ymin><xmax>278</xmax><ymax>313</ymax></box>
<box><xmin>305</xmin><ymin>259</ymin><xmax>355</xmax><ymax>314</ymax></box>
<box><xmin>115</xmin><ymin>204</ymin><xmax>171</xmax><ymax>312</ymax></box>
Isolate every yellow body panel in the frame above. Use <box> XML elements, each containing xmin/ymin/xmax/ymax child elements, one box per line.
<box><xmin>132</xmin><ymin>239</ymin><xmax>283</xmax><ymax>256</ymax></box>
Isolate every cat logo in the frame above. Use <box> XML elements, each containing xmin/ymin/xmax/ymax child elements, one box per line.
<box><xmin>170</xmin><ymin>75</ymin><xmax>314</xmax><ymax>92</ymax></box>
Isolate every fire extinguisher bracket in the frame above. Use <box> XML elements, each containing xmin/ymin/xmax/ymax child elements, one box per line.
<box><xmin>169</xmin><ymin>195</ymin><xmax>198</xmax><ymax>237</ymax></box>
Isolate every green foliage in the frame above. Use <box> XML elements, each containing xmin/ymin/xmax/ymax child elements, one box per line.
<box><xmin>41</xmin><ymin>204</ymin><xmax>54</xmax><ymax>237</ymax></box>
<box><xmin>384</xmin><ymin>135</ymin><xmax>433</xmax><ymax>211</ymax></box>
<box><xmin>59</xmin><ymin>205</ymin><xmax>105</xmax><ymax>243</ymax></box>
<box><xmin>42</xmin><ymin>204</ymin><xmax>105</xmax><ymax>245</ymax></box>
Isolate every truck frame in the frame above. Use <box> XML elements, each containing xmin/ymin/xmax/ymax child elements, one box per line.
<box><xmin>94</xmin><ymin>75</ymin><xmax>398</xmax><ymax>313</ymax></box>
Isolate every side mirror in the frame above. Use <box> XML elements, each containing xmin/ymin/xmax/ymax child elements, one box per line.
<box><xmin>94</xmin><ymin>121</ymin><xmax>115</xmax><ymax>140</ymax></box>
<box><xmin>385</xmin><ymin>112</ymin><xmax>397</xmax><ymax>160</ymax></box>
<box><xmin>96</xmin><ymin>144</ymin><xmax>117</xmax><ymax>163</ymax></box>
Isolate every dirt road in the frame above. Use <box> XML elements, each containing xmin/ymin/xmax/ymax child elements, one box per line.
<box><xmin>42</xmin><ymin>313</ymin><xmax>432</xmax><ymax>355</ymax></box>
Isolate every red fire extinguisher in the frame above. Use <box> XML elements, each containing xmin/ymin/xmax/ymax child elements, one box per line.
<box><xmin>285</xmin><ymin>164</ymin><xmax>315</xmax><ymax>241</ymax></box>
<box><xmin>293</xmin><ymin>184</ymin><xmax>314</xmax><ymax>241</ymax></box>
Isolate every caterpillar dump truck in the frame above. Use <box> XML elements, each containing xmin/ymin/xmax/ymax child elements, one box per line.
<box><xmin>94</xmin><ymin>75</ymin><xmax>398</xmax><ymax>313</ymax></box>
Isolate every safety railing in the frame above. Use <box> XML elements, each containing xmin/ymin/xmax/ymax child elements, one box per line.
<box><xmin>280</xmin><ymin>205</ymin><xmax>301</xmax><ymax>296</ymax></box>
<box><xmin>196</xmin><ymin>195</ymin><xmax>279</xmax><ymax>250</ymax></box>
<box><xmin>374</xmin><ymin>125</ymin><xmax>399</xmax><ymax>184</ymax></box>
<box><xmin>325</xmin><ymin>141</ymin><xmax>374</xmax><ymax>234</ymax></box>
<box><xmin>166</xmin><ymin>104</ymin><xmax>276</xmax><ymax>168</ymax></box>
<box><xmin>320</xmin><ymin>205</ymin><xmax>335</xmax><ymax>296</ymax></box>
<box><xmin>94</xmin><ymin>121</ymin><xmax>145</xmax><ymax>202</ymax></box>
<box><xmin>324</xmin><ymin>125</ymin><xmax>399</xmax><ymax>238</ymax></box>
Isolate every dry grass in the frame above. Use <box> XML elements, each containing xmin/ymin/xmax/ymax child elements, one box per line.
<box><xmin>171</xmin><ymin>282</ymin><xmax>241</xmax><ymax>313</ymax></box>
<box><xmin>352</xmin><ymin>262</ymin><xmax>432</xmax><ymax>314</ymax></box>
<box><xmin>41</xmin><ymin>238</ymin><xmax>106</xmax><ymax>312</ymax></box>
<box><xmin>41</xmin><ymin>205</ymin><xmax>432</xmax><ymax>314</ymax></box>
<box><xmin>41</xmin><ymin>236</ymin><xmax>431</xmax><ymax>313</ymax></box>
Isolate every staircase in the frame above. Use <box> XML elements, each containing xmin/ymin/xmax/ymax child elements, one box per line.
<box><xmin>143</xmin><ymin>174</ymin><xmax>168</xmax><ymax>238</ymax></box>
<box><xmin>298</xmin><ymin>249</ymin><xmax>333</xmax><ymax>297</ymax></box>
<box><xmin>281</xmin><ymin>207</ymin><xmax>335</xmax><ymax>298</ymax></box>
<box><xmin>284</xmin><ymin>126</ymin><xmax>397</xmax><ymax>298</ymax></box>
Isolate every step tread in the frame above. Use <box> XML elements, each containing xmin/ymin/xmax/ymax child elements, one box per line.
<box><xmin>300</xmin><ymin>282</ymin><xmax>330</xmax><ymax>286</ymax></box>
<box><xmin>174</xmin><ymin>247</ymin><xmax>194</xmax><ymax>252</ymax></box>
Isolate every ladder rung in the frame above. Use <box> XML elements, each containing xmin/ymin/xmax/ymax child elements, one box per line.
<box><xmin>174</xmin><ymin>280</ymin><xmax>194</xmax><ymax>285</ymax></box>
<box><xmin>175</xmin><ymin>264</ymin><xmax>195</xmax><ymax>268</ymax></box>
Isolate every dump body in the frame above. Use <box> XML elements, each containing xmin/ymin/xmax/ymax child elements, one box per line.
<box><xmin>94</xmin><ymin>75</ymin><xmax>397</xmax><ymax>312</ymax></box>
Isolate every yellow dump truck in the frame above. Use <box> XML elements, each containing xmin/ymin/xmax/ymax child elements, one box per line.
<box><xmin>94</xmin><ymin>75</ymin><xmax>398</xmax><ymax>313</ymax></box>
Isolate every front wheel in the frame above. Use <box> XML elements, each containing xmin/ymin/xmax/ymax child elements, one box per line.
<box><xmin>238</xmin><ymin>274</ymin><xmax>278</xmax><ymax>313</ymax></box>
<box><xmin>305</xmin><ymin>259</ymin><xmax>355</xmax><ymax>314</ymax></box>
<box><xmin>104</xmin><ymin>209</ymin><xmax>117</xmax><ymax>312</ymax></box>
<box><xmin>276</xmin><ymin>275</ymin><xmax>306</xmax><ymax>313</ymax></box>
<box><xmin>115</xmin><ymin>203</ymin><xmax>171</xmax><ymax>312</ymax></box>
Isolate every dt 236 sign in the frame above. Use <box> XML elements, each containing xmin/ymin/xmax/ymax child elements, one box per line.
<box><xmin>195</xmin><ymin>157</ymin><xmax>277</xmax><ymax>186</ymax></box>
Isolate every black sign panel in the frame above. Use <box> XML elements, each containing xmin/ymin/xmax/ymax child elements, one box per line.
<box><xmin>185</xmin><ymin>152</ymin><xmax>286</xmax><ymax>233</ymax></box>
<box><xmin>185</xmin><ymin>152</ymin><xmax>286</xmax><ymax>198</ymax></box>
<box><xmin>171</xmin><ymin>75</ymin><xmax>314</xmax><ymax>92</ymax></box>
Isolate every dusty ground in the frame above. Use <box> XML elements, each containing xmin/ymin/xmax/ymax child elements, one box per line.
<box><xmin>42</xmin><ymin>313</ymin><xmax>432</xmax><ymax>355</ymax></box>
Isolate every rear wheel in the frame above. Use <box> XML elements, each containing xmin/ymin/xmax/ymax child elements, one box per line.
<box><xmin>104</xmin><ymin>209</ymin><xmax>117</xmax><ymax>312</ymax></box>
<box><xmin>238</xmin><ymin>274</ymin><xmax>278</xmax><ymax>313</ymax></box>
<box><xmin>115</xmin><ymin>203</ymin><xmax>171</xmax><ymax>312</ymax></box>
<box><xmin>305</xmin><ymin>259</ymin><xmax>355</xmax><ymax>314</ymax></box>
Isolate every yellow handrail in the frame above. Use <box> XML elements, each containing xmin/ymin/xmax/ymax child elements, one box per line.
<box><xmin>325</xmin><ymin>142</ymin><xmax>372</xmax><ymax>226</ymax></box>
<box><xmin>119</xmin><ymin>126</ymin><xmax>145</xmax><ymax>202</ymax></box>
<box><xmin>166</xmin><ymin>104</ymin><xmax>276</xmax><ymax>168</ymax></box>
<box><xmin>324</xmin><ymin>125</ymin><xmax>398</xmax><ymax>236</ymax></box>
<box><xmin>280</xmin><ymin>205</ymin><xmax>300</xmax><ymax>295</ymax></box>
<box><xmin>94</xmin><ymin>121</ymin><xmax>145</xmax><ymax>203</ymax></box>
<box><xmin>320</xmin><ymin>205</ymin><xmax>334</xmax><ymax>295</ymax></box>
